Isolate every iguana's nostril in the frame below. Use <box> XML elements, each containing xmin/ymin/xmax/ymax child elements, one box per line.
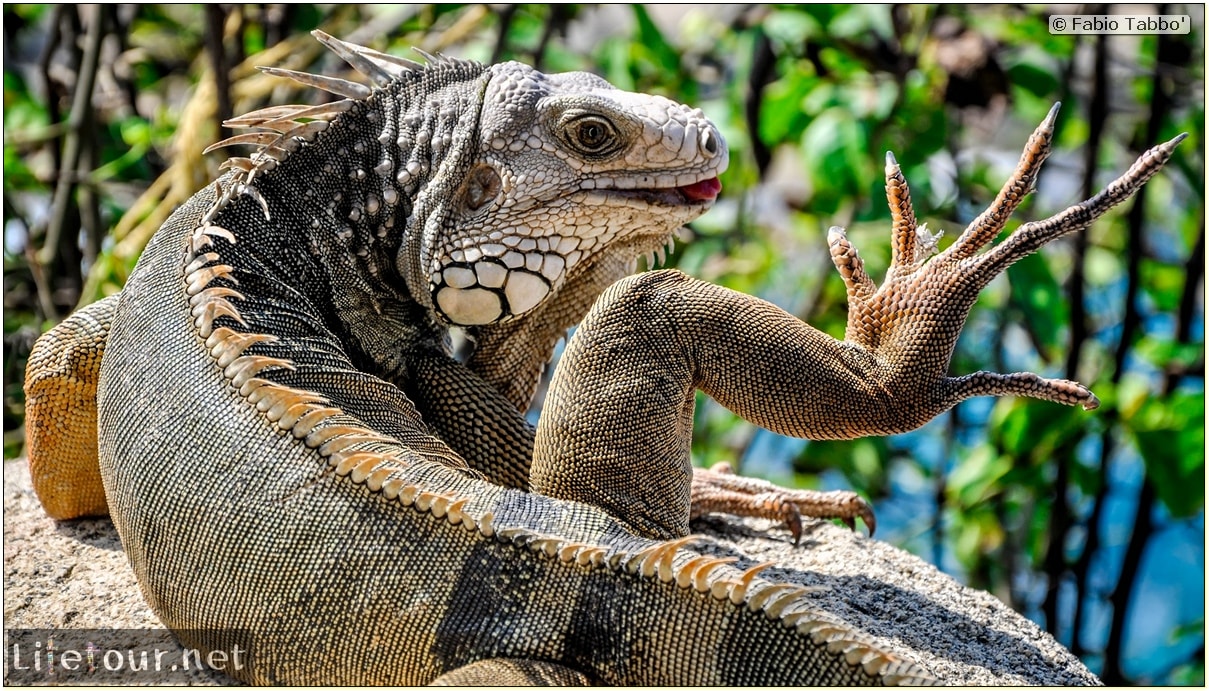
<box><xmin>701</xmin><ymin>129</ymin><xmax>719</xmax><ymax>157</ymax></box>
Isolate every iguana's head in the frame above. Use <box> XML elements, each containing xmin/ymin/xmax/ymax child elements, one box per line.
<box><xmin>223</xmin><ymin>32</ymin><xmax>727</xmax><ymax>327</ymax></box>
<box><xmin>412</xmin><ymin>62</ymin><xmax>728</xmax><ymax>327</ymax></box>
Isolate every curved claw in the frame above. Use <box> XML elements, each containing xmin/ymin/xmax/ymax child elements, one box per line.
<box><xmin>827</xmin><ymin>226</ymin><xmax>876</xmax><ymax>301</ymax></box>
<box><xmin>856</xmin><ymin>501</ymin><xmax>877</xmax><ymax>537</ymax></box>
<box><xmin>834</xmin><ymin>504</ymin><xmax>876</xmax><ymax>536</ymax></box>
<box><xmin>785</xmin><ymin>502</ymin><xmax>804</xmax><ymax>546</ymax></box>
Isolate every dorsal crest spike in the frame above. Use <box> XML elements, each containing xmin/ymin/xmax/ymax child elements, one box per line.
<box><xmin>220</xmin><ymin>158</ymin><xmax>258</xmax><ymax>174</ymax></box>
<box><xmin>224</xmin><ymin>104</ymin><xmax>312</xmax><ymax>128</ymax></box>
<box><xmin>226</xmin><ymin>101</ymin><xmax>353</xmax><ymax>132</ymax></box>
<box><xmin>411</xmin><ymin>47</ymin><xmax>442</xmax><ymax>64</ymax></box>
<box><xmin>311</xmin><ymin>30</ymin><xmax>396</xmax><ymax>89</ymax></box>
<box><xmin>625</xmin><ymin>535</ymin><xmax>699</xmax><ymax>577</ymax></box>
<box><xmin>257</xmin><ymin>66</ymin><xmax>372</xmax><ymax>100</ymax></box>
<box><xmin>203</xmin><ymin>132</ymin><xmax>290</xmax><ymax>155</ymax></box>
<box><xmin>409</xmin><ymin>47</ymin><xmax>481</xmax><ymax>71</ymax></box>
<box><xmin>353</xmin><ymin>45</ymin><xmax>426</xmax><ymax>74</ymax></box>
<box><xmin>258</xmin><ymin>101</ymin><xmax>353</xmax><ymax>129</ymax></box>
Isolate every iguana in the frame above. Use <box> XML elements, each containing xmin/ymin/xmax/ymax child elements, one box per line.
<box><xmin>22</xmin><ymin>30</ymin><xmax>1182</xmax><ymax>685</ymax></box>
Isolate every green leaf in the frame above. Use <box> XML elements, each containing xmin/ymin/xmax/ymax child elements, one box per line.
<box><xmin>800</xmin><ymin>107</ymin><xmax>866</xmax><ymax>213</ymax></box>
<box><xmin>1129</xmin><ymin>392</ymin><xmax>1205</xmax><ymax>518</ymax></box>
<box><xmin>947</xmin><ymin>445</ymin><xmax>1011</xmax><ymax>507</ymax></box>
<box><xmin>1006</xmin><ymin>251</ymin><xmax>1067</xmax><ymax>358</ymax></box>
<box><xmin>759</xmin><ymin>69</ymin><xmax>818</xmax><ymax>144</ymax></box>
<box><xmin>1084</xmin><ymin>245</ymin><xmax>1123</xmax><ymax>285</ymax></box>
<box><xmin>830</xmin><ymin>5</ymin><xmax>894</xmax><ymax>40</ymax></box>
<box><xmin>793</xmin><ymin>437</ymin><xmax>891</xmax><ymax>495</ymax></box>
<box><xmin>1141</xmin><ymin>258</ymin><xmax>1191</xmax><ymax>312</ymax></box>
<box><xmin>763</xmin><ymin>8</ymin><xmax>822</xmax><ymax>48</ymax></box>
<box><xmin>1005</xmin><ymin>62</ymin><xmax>1060</xmax><ymax>98</ymax></box>
<box><xmin>3</xmin><ymin>144</ymin><xmax>37</xmax><ymax>189</ymax></box>
<box><xmin>1134</xmin><ymin>336</ymin><xmax>1205</xmax><ymax>373</ymax></box>
<box><xmin>950</xmin><ymin>507</ymin><xmax>1007</xmax><ymax>569</ymax></box>
<box><xmin>990</xmin><ymin>397</ymin><xmax>1083</xmax><ymax>460</ymax></box>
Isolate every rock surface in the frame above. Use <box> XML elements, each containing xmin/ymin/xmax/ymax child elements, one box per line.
<box><xmin>5</xmin><ymin>458</ymin><xmax>1099</xmax><ymax>685</ymax></box>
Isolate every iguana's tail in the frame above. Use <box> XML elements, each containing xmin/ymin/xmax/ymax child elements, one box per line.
<box><xmin>23</xmin><ymin>294</ymin><xmax>119</xmax><ymax>519</ymax></box>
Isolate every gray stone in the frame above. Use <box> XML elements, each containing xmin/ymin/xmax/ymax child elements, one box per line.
<box><xmin>4</xmin><ymin>458</ymin><xmax>1098</xmax><ymax>685</ymax></box>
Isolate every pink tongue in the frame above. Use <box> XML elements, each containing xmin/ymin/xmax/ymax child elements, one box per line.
<box><xmin>679</xmin><ymin>176</ymin><xmax>722</xmax><ymax>202</ymax></box>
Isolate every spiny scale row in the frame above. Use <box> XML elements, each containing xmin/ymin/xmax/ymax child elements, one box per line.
<box><xmin>182</xmin><ymin>211</ymin><xmax>512</xmax><ymax>551</ymax></box>
<box><xmin>212</xmin><ymin>104</ymin><xmax>350</xmax><ymax>183</ymax></box>
<box><xmin>209</xmin><ymin>48</ymin><xmax>450</xmax><ymax>216</ymax></box>
<box><xmin>309</xmin><ymin>29</ymin><xmax>479</xmax><ymax>87</ymax></box>
<box><xmin>184</xmin><ymin>221</ymin><xmax>422</xmax><ymax>494</ymax></box>
<box><xmin>210</xmin><ymin>31</ymin><xmax>483</xmax><ymax>193</ymax></box>
<box><xmin>495</xmin><ymin>524</ymin><xmax>929</xmax><ymax>682</ymax></box>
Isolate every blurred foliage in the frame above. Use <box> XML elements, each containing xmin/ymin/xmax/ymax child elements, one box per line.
<box><xmin>2</xmin><ymin>4</ymin><xmax>1203</xmax><ymax>685</ymax></box>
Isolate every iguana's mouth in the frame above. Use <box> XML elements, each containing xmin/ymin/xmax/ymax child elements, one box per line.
<box><xmin>678</xmin><ymin>176</ymin><xmax>722</xmax><ymax>202</ymax></box>
<box><xmin>600</xmin><ymin>176</ymin><xmax>722</xmax><ymax>207</ymax></box>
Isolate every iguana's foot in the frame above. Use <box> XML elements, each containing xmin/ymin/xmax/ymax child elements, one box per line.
<box><xmin>828</xmin><ymin>102</ymin><xmax>1184</xmax><ymax>415</ymax></box>
<box><xmin>691</xmin><ymin>463</ymin><xmax>875</xmax><ymax>542</ymax></box>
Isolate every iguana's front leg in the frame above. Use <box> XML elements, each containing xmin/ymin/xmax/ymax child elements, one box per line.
<box><xmin>401</xmin><ymin>351</ymin><xmax>536</xmax><ymax>489</ymax></box>
<box><xmin>531</xmin><ymin>106</ymin><xmax>1184</xmax><ymax>541</ymax></box>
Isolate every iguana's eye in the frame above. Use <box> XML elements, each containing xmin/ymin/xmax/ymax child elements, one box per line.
<box><xmin>575</xmin><ymin>120</ymin><xmax>608</xmax><ymax>149</ymax></box>
<box><xmin>564</xmin><ymin>115</ymin><xmax>621</xmax><ymax>157</ymax></box>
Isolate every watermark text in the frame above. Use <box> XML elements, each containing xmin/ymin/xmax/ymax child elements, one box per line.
<box><xmin>5</xmin><ymin>629</ymin><xmax>250</xmax><ymax>684</ymax></box>
<box><xmin>1050</xmin><ymin>15</ymin><xmax>1190</xmax><ymax>34</ymax></box>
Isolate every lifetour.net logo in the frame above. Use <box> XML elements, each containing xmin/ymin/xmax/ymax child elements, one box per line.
<box><xmin>4</xmin><ymin>629</ymin><xmax>252</xmax><ymax>684</ymax></box>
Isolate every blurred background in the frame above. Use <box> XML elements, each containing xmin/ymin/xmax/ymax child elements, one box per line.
<box><xmin>2</xmin><ymin>4</ymin><xmax>1203</xmax><ymax>684</ymax></box>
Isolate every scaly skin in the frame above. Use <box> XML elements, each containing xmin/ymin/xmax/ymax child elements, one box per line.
<box><xmin>96</xmin><ymin>185</ymin><xmax>929</xmax><ymax>684</ymax></box>
<box><xmin>23</xmin><ymin>294</ymin><xmax>115</xmax><ymax>520</ymax></box>
<box><xmin>23</xmin><ymin>31</ymin><xmax>1183</xmax><ymax>684</ymax></box>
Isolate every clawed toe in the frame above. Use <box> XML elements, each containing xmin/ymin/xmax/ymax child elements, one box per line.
<box><xmin>691</xmin><ymin>467</ymin><xmax>877</xmax><ymax>543</ymax></box>
<box><xmin>942</xmin><ymin>370</ymin><xmax>1101</xmax><ymax>411</ymax></box>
